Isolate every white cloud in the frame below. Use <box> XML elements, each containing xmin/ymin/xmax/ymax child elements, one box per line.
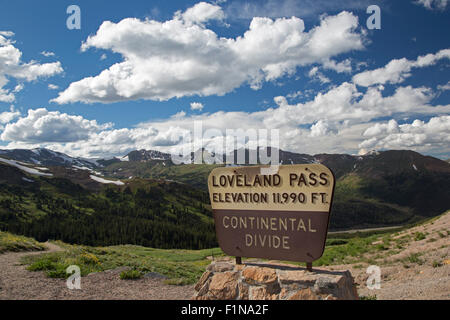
<box><xmin>0</xmin><ymin>106</ymin><xmax>20</xmax><ymax>124</ymax></box>
<box><xmin>177</xmin><ymin>1</ymin><xmax>225</xmax><ymax>25</ymax></box>
<box><xmin>52</xmin><ymin>4</ymin><xmax>365</xmax><ymax>104</ymax></box>
<box><xmin>0</xmin><ymin>32</ymin><xmax>63</xmax><ymax>102</ymax></box>
<box><xmin>415</xmin><ymin>0</ymin><xmax>448</xmax><ymax>10</ymax></box>
<box><xmin>359</xmin><ymin>115</ymin><xmax>450</xmax><ymax>155</ymax></box>
<box><xmin>308</xmin><ymin>66</ymin><xmax>331</xmax><ymax>84</ymax></box>
<box><xmin>362</xmin><ymin>119</ymin><xmax>399</xmax><ymax>137</ymax></box>
<box><xmin>437</xmin><ymin>81</ymin><xmax>450</xmax><ymax>91</ymax></box>
<box><xmin>100</xmin><ymin>53</ymin><xmax>107</xmax><ymax>61</ymax></box>
<box><xmin>40</xmin><ymin>51</ymin><xmax>55</xmax><ymax>57</ymax></box>
<box><xmin>310</xmin><ymin>120</ymin><xmax>330</xmax><ymax>137</ymax></box>
<box><xmin>48</xmin><ymin>84</ymin><xmax>59</xmax><ymax>90</ymax></box>
<box><xmin>353</xmin><ymin>49</ymin><xmax>450</xmax><ymax>87</ymax></box>
<box><xmin>190</xmin><ymin>102</ymin><xmax>204</xmax><ymax>111</ymax></box>
<box><xmin>322</xmin><ymin>59</ymin><xmax>352</xmax><ymax>73</ymax></box>
<box><xmin>13</xmin><ymin>83</ymin><xmax>23</xmax><ymax>93</ymax></box>
<box><xmin>8</xmin><ymin>79</ymin><xmax>448</xmax><ymax>158</ymax></box>
<box><xmin>1</xmin><ymin>108</ymin><xmax>112</xmax><ymax>143</ymax></box>
<box><xmin>0</xmin><ymin>31</ymin><xmax>14</xmax><ymax>38</ymax></box>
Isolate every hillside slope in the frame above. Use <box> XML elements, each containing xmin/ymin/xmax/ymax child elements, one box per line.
<box><xmin>99</xmin><ymin>149</ymin><xmax>450</xmax><ymax>229</ymax></box>
<box><xmin>339</xmin><ymin>211</ymin><xmax>450</xmax><ymax>300</ymax></box>
<box><xmin>1</xmin><ymin>148</ymin><xmax>449</xmax><ymax>234</ymax></box>
<box><xmin>0</xmin><ymin>161</ymin><xmax>216</xmax><ymax>249</ymax></box>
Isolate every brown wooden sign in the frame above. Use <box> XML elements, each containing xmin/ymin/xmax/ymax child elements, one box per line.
<box><xmin>208</xmin><ymin>164</ymin><xmax>335</xmax><ymax>262</ymax></box>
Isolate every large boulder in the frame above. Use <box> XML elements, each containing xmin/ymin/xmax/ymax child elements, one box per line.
<box><xmin>193</xmin><ymin>261</ymin><xmax>358</xmax><ymax>300</ymax></box>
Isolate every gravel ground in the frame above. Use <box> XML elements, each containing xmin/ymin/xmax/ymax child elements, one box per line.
<box><xmin>0</xmin><ymin>242</ymin><xmax>194</xmax><ymax>300</ymax></box>
<box><xmin>333</xmin><ymin>212</ymin><xmax>450</xmax><ymax>300</ymax></box>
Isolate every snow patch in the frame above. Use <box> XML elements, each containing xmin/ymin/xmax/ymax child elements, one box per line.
<box><xmin>73</xmin><ymin>165</ymin><xmax>102</xmax><ymax>176</ymax></box>
<box><xmin>22</xmin><ymin>177</ymin><xmax>34</xmax><ymax>182</ymax></box>
<box><xmin>0</xmin><ymin>157</ymin><xmax>53</xmax><ymax>176</ymax></box>
<box><xmin>413</xmin><ymin>164</ymin><xmax>418</xmax><ymax>171</ymax></box>
<box><xmin>29</xmin><ymin>158</ymin><xmax>41</xmax><ymax>164</ymax></box>
<box><xmin>35</xmin><ymin>167</ymin><xmax>49</xmax><ymax>171</ymax></box>
<box><xmin>90</xmin><ymin>175</ymin><xmax>124</xmax><ymax>186</ymax></box>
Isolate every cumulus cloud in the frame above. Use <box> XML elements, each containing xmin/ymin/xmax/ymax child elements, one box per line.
<box><xmin>0</xmin><ymin>106</ymin><xmax>20</xmax><ymax>124</ymax></box>
<box><xmin>0</xmin><ymin>32</ymin><xmax>63</xmax><ymax>102</ymax></box>
<box><xmin>322</xmin><ymin>59</ymin><xmax>352</xmax><ymax>73</ymax></box>
<box><xmin>362</xmin><ymin>119</ymin><xmax>399</xmax><ymax>137</ymax></box>
<box><xmin>352</xmin><ymin>49</ymin><xmax>450</xmax><ymax>87</ymax></box>
<box><xmin>176</xmin><ymin>1</ymin><xmax>225</xmax><ymax>25</ymax></box>
<box><xmin>359</xmin><ymin>116</ymin><xmax>450</xmax><ymax>155</ymax></box>
<box><xmin>52</xmin><ymin>3</ymin><xmax>365</xmax><ymax>104</ymax></box>
<box><xmin>1</xmin><ymin>108</ymin><xmax>112</xmax><ymax>143</ymax></box>
<box><xmin>308</xmin><ymin>66</ymin><xmax>331</xmax><ymax>84</ymax></box>
<box><xmin>48</xmin><ymin>84</ymin><xmax>59</xmax><ymax>90</ymax></box>
<box><xmin>190</xmin><ymin>102</ymin><xmax>204</xmax><ymax>111</ymax></box>
<box><xmin>310</xmin><ymin>120</ymin><xmax>330</xmax><ymax>137</ymax></box>
<box><xmin>7</xmin><ymin>79</ymin><xmax>447</xmax><ymax>158</ymax></box>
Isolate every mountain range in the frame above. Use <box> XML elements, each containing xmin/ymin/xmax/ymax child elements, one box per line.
<box><xmin>0</xmin><ymin>147</ymin><xmax>449</xmax><ymax>247</ymax></box>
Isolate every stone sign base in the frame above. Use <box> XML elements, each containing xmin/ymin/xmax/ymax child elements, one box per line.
<box><xmin>192</xmin><ymin>261</ymin><xmax>358</xmax><ymax>300</ymax></box>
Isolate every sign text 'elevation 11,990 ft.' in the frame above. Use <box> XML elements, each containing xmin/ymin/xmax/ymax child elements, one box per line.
<box><xmin>208</xmin><ymin>164</ymin><xmax>335</xmax><ymax>262</ymax></box>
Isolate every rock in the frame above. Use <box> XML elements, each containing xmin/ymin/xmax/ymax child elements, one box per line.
<box><xmin>288</xmin><ymin>288</ymin><xmax>320</xmax><ymax>300</ymax></box>
<box><xmin>278</xmin><ymin>269</ymin><xmax>316</xmax><ymax>287</ymax></box>
<box><xmin>314</xmin><ymin>271</ymin><xmax>358</xmax><ymax>300</ymax></box>
<box><xmin>194</xmin><ymin>271</ymin><xmax>212</xmax><ymax>291</ymax></box>
<box><xmin>250</xmin><ymin>286</ymin><xmax>278</xmax><ymax>300</ymax></box>
<box><xmin>238</xmin><ymin>282</ymin><xmax>249</xmax><ymax>300</ymax></box>
<box><xmin>242</xmin><ymin>266</ymin><xmax>277</xmax><ymax>285</ymax></box>
<box><xmin>207</xmin><ymin>261</ymin><xmax>234</xmax><ymax>273</ymax></box>
<box><xmin>197</xmin><ymin>279</ymin><xmax>211</xmax><ymax>297</ymax></box>
<box><xmin>208</xmin><ymin>271</ymin><xmax>239</xmax><ymax>299</ymax></box>
<box><xmin>193</xmin><ymin>261</ymin><xmax>358</xmax><ymax>300</ymax></box>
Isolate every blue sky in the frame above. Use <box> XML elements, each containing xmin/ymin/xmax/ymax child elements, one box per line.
<box><xmin>0</xmin><ymin>0</ymin><xmax>449</xmax><ymax>159</ymax></box>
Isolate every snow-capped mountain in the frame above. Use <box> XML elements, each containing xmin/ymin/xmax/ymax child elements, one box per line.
<box><xmin>0</xmin><ymin>148</ymin><xmax>100</xmax><ymax>168</ymax></box>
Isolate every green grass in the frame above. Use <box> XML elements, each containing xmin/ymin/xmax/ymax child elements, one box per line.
<box><xmin>0</xmin><ymin>231</ymin><xmax>46</xmax><ymax>253</ymax></box>
<box><xmin>22</xmin><ymin>243</ymin><xmax>224</xmax><ymax>285</ymax></box>
<box><xmin>19</xmin><ymin>212</ymin><xmax>449</xmax><ymax>285</ymax></box>
<box><xmin>334</xmin><ymin>174</ymin><xmax>364</xmax><ymax>201</ymax></box>
<box><xmin>120</xmin><ymin>269</ymin><xmax>142</xmax><ymax>280</ymax></box>
<box><xmin>314</xmin><ymin>236</ymin><xmax>377</xmax><ymax>266</ymax></box>
<box><xmin>406</xmin><ymin>253</ymin><xmax>423</xmax><ymax>265</ymax></box>
<box><xmin>21</xmin><ymin>212</ymin><xmax>435</xmax><ymax>281</ymax></box>
<box><xmin>414</xmin><ymin>232</ymin><xmax>426</xmax><ymax>241</ymax></box>
<box><xmin>102</xmin><ymin>161</ymin><xmax>221</xmax><ymax>190</ymax></box>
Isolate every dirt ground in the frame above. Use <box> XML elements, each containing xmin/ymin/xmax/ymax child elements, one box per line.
<box><xmin>0</xmin><ymin>242</ymin><xmax>194</xmax><ymax>300</ymax></box>
<box><xmin>332</xmin><ymin>212</ymin><xmax>450</xmax><ymax>300</ymax></box>
<box><xmin>0</xmin><ymin>213</ymin><xmax>448</xmax><ymax>300</ymax></box>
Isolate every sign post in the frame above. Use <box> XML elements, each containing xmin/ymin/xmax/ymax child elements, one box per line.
<box><xmin>208</xmin><ymin>164</ymin><xmax>335</xmax><ymax>267</ymax></box>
